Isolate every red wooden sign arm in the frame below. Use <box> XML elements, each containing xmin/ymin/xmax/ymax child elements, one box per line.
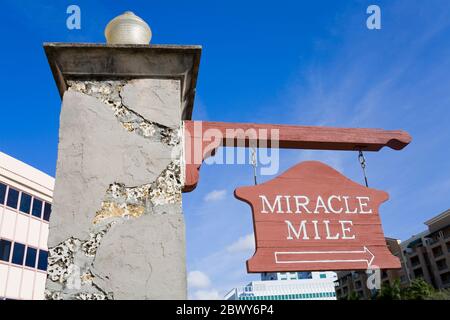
<box><xmin>183</xmin><ymin>120</ymin><xmax>412</xmax><ymax>192</ymax></box>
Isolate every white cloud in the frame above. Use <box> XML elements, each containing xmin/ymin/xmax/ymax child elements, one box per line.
<box><xmin>192</xmin><ymin>289</ymin><xmax>221</xmax><ymax>300</ymax></box>
<box><xmin>187</xmin><ymin>270</ymin><xmax>211</xmax><ymax>289</ymax></box>
<box><xmin>226</xmin><ymin>234</ymin><xmax>255</xmax><ymax>253</ymax></box>
<box><xmin>203</xmin><ymin>189</ymin><xmax>226</xmax><ymax>202</ymax></box>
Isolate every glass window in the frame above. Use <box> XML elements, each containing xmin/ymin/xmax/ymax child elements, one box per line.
<box><xmin>43</xmin><ymin>202</ymin><xmax>52</xmax><ymax>221</ymax></box>
<box><xmin>25</xmin><ymin>247</ymin><xmax>37</xmax><ymax>268</ymax></box>
<box><xmin>37</xmin><ymin>250</ymin><xmax>48</xmax><ymax>271</ymax></box>
<box><xmin>32</xmin><ymin>198</ymin><xmax>43</xmax><ymax>218</ymax></box>
<box><xmin>12</xmin><ymin>242</ymin><xmax>25</xmax><ymax>265</ymax></box>
<box><xmin>298</xmin><ymin>272</ymin><xmax>312</xmax><ymax>279</ymax></box>
<box><xmin>0</xmin><ymin>183</ymin><xmax>6</xmax><ymax>205</ymax></box>
<box><xmin>320</xmin><ymin>273</ymin><xmax>327</xmax><ymax>279</ymax></box>
<box><xmin>0</xmin><ymin>239</ymin><xmax>12</xmax><ymax>261</ymax></box>
<box><xmin>19</xmin><ymin>193</ymin><xmax>32</xmax><ymax>214</ymax></box>
<box><xmin>6</xmin><ymin>188</ymin><xmax>19</xmax><ymax>209</ymax></box>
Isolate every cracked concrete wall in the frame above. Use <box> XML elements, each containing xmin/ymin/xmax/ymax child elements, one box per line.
<box><xmin>45</xmin><ymin>79</ymin><xmax>186</xmax><ymax>300</ymax></box>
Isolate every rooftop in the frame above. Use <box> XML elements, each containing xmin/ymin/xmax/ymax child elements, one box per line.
<box><xmin>0</xmin><ymin>151</ymin><xmax>54</xmax><ymax>199</ymax></box>
<box><xmin>424</xmin><ymin>208</ymin><xmax>450</xmax><ymax>227</ymax></box>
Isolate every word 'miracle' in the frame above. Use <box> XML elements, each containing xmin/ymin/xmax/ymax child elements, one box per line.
<box><xmin>259</xmin><ymin>195</ymin><xmax>373</xmax><ymax>215</ymax></box>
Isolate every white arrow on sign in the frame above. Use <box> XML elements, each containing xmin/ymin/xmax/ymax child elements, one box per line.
<box><xmin>274</xmin><ymin>246</ymin><xmax>375</xmax><ymax>267</ymax></box>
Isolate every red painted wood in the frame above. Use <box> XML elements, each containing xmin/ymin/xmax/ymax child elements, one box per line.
<box><xmin>234</xmin><ymin>161</ymin><xmax>401</xmax><ymax>272</ymax></box>
<box><xmin>183</xmin><ymin>120</ymin><xmax>411</xmax><ymax>192</ymax></box>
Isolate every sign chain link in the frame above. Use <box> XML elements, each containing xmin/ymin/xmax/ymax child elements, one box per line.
<box><xmin>251</xmin><ymin>147</ymin><xmax>258</xmax><ymax>185</ymax></box>
<box><xmin>358</xmin><ymin>150</ymin><xmax>369</xmax><ymax>187</ymax></box>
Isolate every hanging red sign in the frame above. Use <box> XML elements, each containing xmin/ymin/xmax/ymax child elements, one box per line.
<box><xmin>234</xmin><ymin>161</ymin><xmax>401</xmax><ymax>272</ymax></box>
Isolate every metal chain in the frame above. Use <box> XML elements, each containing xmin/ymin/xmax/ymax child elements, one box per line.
<box><xmin>251</xmin><ymin>147</ymin><xmax>258</xmax><ymax>185</ymax></box>
<box><xmin>358</xmin><ymin>150</ymin><xmax>369</xmax><ymax>187</ymax></box>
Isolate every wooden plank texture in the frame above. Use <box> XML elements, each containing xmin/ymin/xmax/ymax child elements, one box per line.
<box><xmin>183</xmin><ymin>120</ymin><xmax>411</xmax><ymax>192</ymax></box>
<box><xmin>234</xmin><ymin>161</ymin><xmax>401</xmax><ymax>272</ymax></box>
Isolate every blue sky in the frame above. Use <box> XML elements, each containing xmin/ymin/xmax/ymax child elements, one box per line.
<box><xmin>1</xmin><ymin>0</ymin><xmax>450</xmax><ymax>299</ymax></box>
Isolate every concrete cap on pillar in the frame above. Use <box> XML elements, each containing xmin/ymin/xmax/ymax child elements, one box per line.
<box><xmin>105</xmin><ymin>11</ymin><xmax>152</xmax><ymax>45</ymax></box>
<box><xmin>43</xmin><ymin>43</ymin><xmax>201</xmax><ymax>120</ymax></box>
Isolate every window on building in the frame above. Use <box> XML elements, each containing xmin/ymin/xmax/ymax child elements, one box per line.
<box><xmin>320</xmin><ymin>273</ymin><xmax>327</xmax><ymax>279</ymax></box>
<box><xmin>6</xmin><ymin>188</ymin><xmax>19</xmax><ymax>209</ymax></box>
<box><xmin>432</xmin><ymin>246</ymin><xmax>444</xmax><ymax>258</ymax></box>
<box><xmin>31</xmin><ymin>198</ymin><xmax>43</xmax><ymax>218</ymax></box>
<box><xmin>37</xmin><ymin>250</ymin><xmax>48</xmax><ymax>271</ymax></box>
<box><xmin>25</xmin><ymin>247</ymin><xmax>37</xmax><ymax>268</ymax></box>
<box><xmin>441</xmin><ymin>272</ymin><xmax>450</xmax><ymax>285</ymax></box>
<box><xmin>410</xmin><ymin>256</ymin><xmax>420</xmax><ymax>267</ymax></box>
<box><xmin>288</xmin><ymin>272</ymin><xmax>297</xmax><ymax>280</ymax></box>
<box><xmin>0</xmin><ymin>239</ymin><xmax>12</xmax><ymax>261</ymax></box>
<box><xmin>436</xmin><ymin>259</ymin><xmax>448</xmax><ymax>271</ymax></box>
<box><xmin>413</xmin><ymin>268</ymin><xmax>424</xmax><ymax>278</ymax></box>
<box><xmin>19</xmin><ymin>193</ymin><xmax>32</xmax><ymax>214</ymax></box>
<box><xmin>0</xmin><ymin>183</ymin><xmax>6</xmax><ymax>205</ymax></box>
<box><xmin>298</xmin><ymin>272</ymin><xmax>312</xmax><ymax>279</ymax></box>
<box><xmin>12</xmin><ymin>242</ymin><xmax>25</xmax><ymax>265</ymax></box>
<box><xmin>43</xmin><ymin>202</ymin><xmax>52</xmax><ymax>221</ymax></box>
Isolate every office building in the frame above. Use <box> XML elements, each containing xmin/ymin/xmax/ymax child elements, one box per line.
<box><xmin>0</xmin><ymin>152</ymin><xmax>54</xmax><ymax>300</ymax></box>
<box><xmin>225</xmin><ymin>272</ymin><xmax>337</xmax><ymax>300</ymax></box>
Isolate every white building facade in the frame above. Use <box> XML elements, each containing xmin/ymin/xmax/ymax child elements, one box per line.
<box><xmin>225</xmin><ymin>272</ymin><xmax>338</xmax><ymax>300</ymax></box>
<box><xmin>0</xmin><ymin>152</ymin><xmax>54</xmax><ymax>300</ymax></box>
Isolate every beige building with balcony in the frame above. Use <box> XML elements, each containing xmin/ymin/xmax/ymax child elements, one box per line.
<box><xmin>335</xmin><ymin>209</ymin><xmax>450</xmax><ymax>299</ymax></box>
<box><xmin>402</xmin><ymin>210</ymin><xmax>450</xmax><ymax>288</ymax></box>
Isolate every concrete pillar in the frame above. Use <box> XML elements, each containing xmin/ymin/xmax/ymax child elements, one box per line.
<box><xmin>43</xmin><ymin>43</ymin><xmax>201</xmax><ymax>300</ymax></box>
